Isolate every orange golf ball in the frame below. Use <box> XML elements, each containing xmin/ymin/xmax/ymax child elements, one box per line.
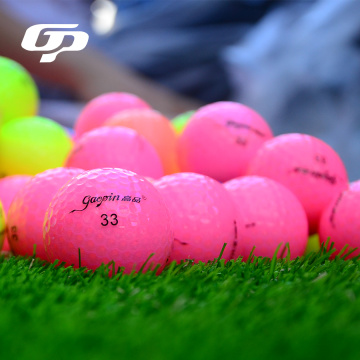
<box><xmin>105</xmin><ymin>109</ymin><xmax>179</xmax><ymax>174</ymax></box>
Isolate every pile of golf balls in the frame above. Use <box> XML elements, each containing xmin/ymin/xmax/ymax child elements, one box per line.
<box><xmin>0</xmin><ymin>55</ymin><xmax>358</xmax><ymax>272</ymax></box>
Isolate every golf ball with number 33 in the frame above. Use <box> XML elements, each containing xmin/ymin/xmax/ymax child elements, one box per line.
<box><xmin>43</xmin><ymin>168</ymin><xmax>173</xmax><ymax>273</ymax></box>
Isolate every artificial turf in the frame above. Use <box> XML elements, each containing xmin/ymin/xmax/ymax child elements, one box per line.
<box><xmin>0</xmin><ymin>244</ymin><xmax>359</xmax><ymax>360</ymax></box>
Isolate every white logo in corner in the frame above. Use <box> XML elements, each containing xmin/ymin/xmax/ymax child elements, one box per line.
<box><xmin>21</xmin><ymin>24</ymin><xmax>89</xmax><ymax>63</ymax></box>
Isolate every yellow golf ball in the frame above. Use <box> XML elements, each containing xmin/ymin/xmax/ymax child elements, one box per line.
<box><xmin>0</xmin><ymin>56</ymin><xmax>39</xmax><ymax>124</ymax></box>
<box><xmin>305</xmin><ymin>233</ymin><xmax>320</xmax><ymax>255</ymax></box>
<box><xmin>0</xmin><ymin>116</ymin><xmax>73</xmax><ymax>176</ymax></box>
<box><xmin>171</xmin><ymin>110</ymin><xmax>195</xmax><ymax>135</ymax></box>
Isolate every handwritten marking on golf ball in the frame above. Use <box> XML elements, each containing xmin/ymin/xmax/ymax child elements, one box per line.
<box><xmin>292</xmin><ymin>167</ymin><xmax>336</xmax><ymax>185</ymax></box>
<box><xmin>315</xmin><ymin>154</ymin><xmax>327</xmax><ymax>164</ymax></box>
<box><xmin>70</xmin><ymin>193</ymin><xmax>145</xmax><ymax>213</ymax></box>
<box><xmin>174</xmin><ymin>238</ymin><xmax>189</xmax><ymax>246</ymax></box>
<box><xmin>100</xmin><ymin>213</ymin><xmax>118</xmax><ymax>226</ymax></box>
<box><xmin>245</xmin><ymin>222</ymin><xmax>256</xmax><ymax>228</ymax></box>
<box><xmin>229</xmin><ymin>220</ymin><xmax>238</xmax><ymax>260</ymax></box>
<box><xmin>329</xmin><ymin>193</ymin><xmax>344</xmax><ymax>229</ymax></box>
<box><xmin>226</xmin><ymin>120</ymin><xmax>266</xmax><ymax>137</ymax></box>
<box><xmin>10</xmin><ymin>226</ymin><xmax>18</xmax><ymax>242</ymax></box>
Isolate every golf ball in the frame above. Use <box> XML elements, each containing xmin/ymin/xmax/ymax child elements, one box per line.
<box><xmin>0</xmin><ymin>175</ymin><xmax>32</xmax><ymax>252</ymax></box>
<box><xmin>247</xmin><ymin>133</ymin><xmax>348</xmax><ymax>234</ymax></box>
<box><xmin>43</xmin><ymin>168</ymin><xmax>173</xmax><ymax>273</ymax></box>
<box><xmin>66</xmin><ymin>126</ymin><xmax>164</xmax><ymax>179</ymax></box>
<box><xmin>74</xmin><ymin>92</ymin><xmax>150</xmax><ymax>138</ymax></box>
<box><xmin>0</xmin><ymin>56</ymin><xmax>39</xmax><ymax>124</ymax></box>
<box><xmin>350</xmin><ymin>180</ymin><xmax>360</xmax><ymax>191</ymax></box>
<box><xmin>305</xmin><ymin>233</ymin><xmax>320</xmax><ymax>255</ymax></box>
<box><xmin>319</xmin><ymin>186</ymin><xmax>360</xmax><ymax>259</ymax></box>
<box><xmin>0</xmin><ymin>201</ymin><xmax>5</xmax><ymax>251</ymax></box>
<box><xmin>171</xmin><ymin>110</ymin><xmax>195</xmax><ymax>135</ymax></box>
<box><xmin>105</xmin><ymin>109</ymin><xmax>179</xmax><ymax>174</ymax></box>
<box><xmin>0</xmin><ymin>116</ymin><xmax>73</xmax><ymax>176</ymax></box>
<box><xmin>154</xmin><ymin>172</ymin><xmax>236</xmax><ymax>263</ymax></box>
<box><xmin>177</xmin><ymin>101</ymin><xmax>273</xmax><ymax>182</ymax></box>
<box><xmin>7</xmin><ymin>168</ymin><xmax>84</xmax><ymax>260</ymax></box>
<box><xmin>224</xmin><ymin>176</ymin><xmax>308</xmax><ymax>260</ymax></box>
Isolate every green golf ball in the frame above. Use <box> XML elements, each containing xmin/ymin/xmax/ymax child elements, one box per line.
<box><xmin>305</xmin><ymin>233</ymin><xmax>320</xmax><ymax>255</ymax></box>
<box><xmin>0</xmin><ymin>56</ymin><xmax>39</xmax><ymax>124</ymax></box>
<box><xmin>171</xmin><ymin>110</ymin><xmax>195</xmax><ymax>135</ymax></box>
<box><xmin>0</xmin><ymin>116</ymin><xmax>73</xmax><ymax>176</ymax></box>
<box><xmin>0</xmin><ymin>201</ymin><xmax>5</xmax><ymax>251</ymax></box>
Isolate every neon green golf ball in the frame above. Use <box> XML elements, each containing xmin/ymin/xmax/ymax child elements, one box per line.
<box><xmin>0</xmin><ymin>116</ymin><xmax>73</xmax><ymax>176</ymax></box>
<box><xmin>0</xmin><ymin>201</ymin><xmax>5</xmax><ymax>251</ymax></box>
<box><xmin>0</xmin><ymin>56</ymin><xmax>39</xmax><ymax>124</ymax></box>
<box><xmin>305</xmin><ymin>233</ymin><xmax>320</xmax><ymax>255</ymax></box>
<box><xmin>171</xmin><ymin>110</ymin><xmax>195</xmax><ymax>135</ymax></box>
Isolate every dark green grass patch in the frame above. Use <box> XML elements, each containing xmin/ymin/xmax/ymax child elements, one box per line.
<box><xmin>0</xmin><ymin>245</ymin><xmax>359</xmax><ymax>360</ymax></box>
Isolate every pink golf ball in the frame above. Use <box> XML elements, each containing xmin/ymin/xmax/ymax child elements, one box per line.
<box><xmin>74</xmin><ymin>92</ymin><xmax>150</xmax><ymax>138</ymax></box>
<box><xmin>66</xmin><ymin>126</ymin><xmax>164</xmax><ymax>179</ymax></box>
<box><xmin>319</xmin><ymin>186</ymin><xmax>360</xmax><ymax>258</ymax></box>
<box><xmin>0</xmin><ymin>175</ymin><xmax>32</xmax><ymax>252</ymax></box>
<box><xmin>43</xmin><ymin>168</ymin><xmax>173</xmax><ymax>273</ymax></box>
<box><xmin>224</xmin><ymin>176</ymin><xmax>308</xmax><ymax>260</ymax></box>
<box><xmin>247</xmin><ymin>134</ymin><xmax>348</xmax><ymax>234</ymax></box>
<box><xmin>7</xmin><ymin>168</ymin><xmax>84</xmax><ymax>260</ymax></box>
<box><xmin>153</xmin><ymin>172</ymin><xmax>237</xmax><ymax>263</ymax></box>
<box><xmin>177</xmin><ymin>101</ymin><xmax>273</xmax><ymax>182</ymax></box>
<box><xmin>349</xmin><ymin>180</ymin><xmax>360</xmax><ymax>191</ymax></box>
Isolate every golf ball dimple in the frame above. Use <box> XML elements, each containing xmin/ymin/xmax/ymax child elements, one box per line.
<box><xmin>43</xmin><ymin>168</ymin><xmax>173</xmax><ymax>273</ymax></box>
<box><xmin>177</xmin><ymin>101</ymin><xmax>273</xmax><ymax>182</ymax></box>
<box><xmin>247</xmin><ymin>133</ymin><xmax>348</xmax><ymax>234</ymax></box>
<box><xmin>0</xmin><ymin>116</ymin><xmax>73</xmax><ymax>176</ymax></box>
<box><xmin>66</xmin><ymin>126</ymin><xmax>164</xmax><ymax>179</ymax></box>
<box><xmin>0</xmin><ymin>56</ymin><xmax>39</xmax><ymax>124</ymax></box>
<box><xmin>154</xmin><ymin>172</ymin><xmax>237</xmax><ymax>263</ymax></box>
<box><xmin>74</xmin><ymin>92</ymin><xmax>151</xmax><ymax>138</ymax></box>
<box><xmin>224</xmin><ymin>176</ymin><xmax>308</xmax><ymax>260</ymax></box>
<box><xmin>0</xmin><ymin>175</ymin><xmax>32</xmax><ymax>252</ymax></box>
<box><xmin>7</xmin><ymin>168</ymin><xmax>84</xmax><ymax>260</ymax></box>
<box><xmin>319</xmin><ymin>186</ymin><xmax>360</xmax><ymax>259</ymax></box>
<box><xmin>105</xmin><ymin>108</ymin><xmax>179</xmax><ymax>174</ymax></box>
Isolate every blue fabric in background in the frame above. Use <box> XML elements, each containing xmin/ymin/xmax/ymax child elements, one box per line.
<box><xmin>94</xmin><ymin>0</ymin><xmax>284</xmax><ymax>102</ymax></box>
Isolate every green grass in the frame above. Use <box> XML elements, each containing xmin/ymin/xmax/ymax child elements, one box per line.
<box><xmin>0</xmin><ymin>244</ymin><xmax>360</xmax><ymax>360</ymax></box>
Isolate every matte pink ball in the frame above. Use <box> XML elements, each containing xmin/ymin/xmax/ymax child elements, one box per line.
<box><xmin>0</xmin><ymin>175</ymin><xmax>32</xmax><ymax>252</ymax></box>
<box><xmin>74</xmin><ymin>92</ymin><xmax>150</xmax><ymax>138</ymax></box>
<box><xmin>66</xmin><ymin>126</ymin><xmax>164</xmax><ymax>179</ymax></box>
<box><xmin>177</xmin><ymin>101</ymin><xmax>273</xmax><ymax>182</ymax></box>
<box><xmin>43</xmin><ymin>168</ymin><xmax>173</xmax><ymax>273</ymax></box>
<box><xmin>224</xmin><ymin>176</ymin><xmax>308</xmax><ymax>260</ymax></box>
<box><xmin>349</xmin><ymin>180</ymin><xmax>360</xmax><ymax>191</ymax></box>
<box><xmin>247</xmin><ymin>134</ymin><xmax>348</xmax><ymax>234</ymax></box>
<box><xmin>154</xmin><ymin>172</ymin><xmax>237</xmax><ymax>263</ymax></box>
<box><xmin>7</xmin><ymin>168</ymin><xmax>84</xmax><ymax>259</ymax></box>
<box><xmin>319</xmin><ymin>187</ymin><xmax>360</xmax><ymax>258</ymax></box>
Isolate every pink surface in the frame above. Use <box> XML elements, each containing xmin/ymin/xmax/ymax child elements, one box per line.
<box><xmin>66</xmin><ymin>126</ymin><xmax>164</xmax><ymax>179</ymax></box>
<box><xmin>0</xmin><ymin>175</ymin><xmax>32</xmax><ymax>252</ymax></box>
<box><xmin>247</xmin><ymin>133</ymin><xmax>348</xmax><ymax>234</ymax></box>
<box><xmin>43</xmin><ymin>168</ymin><xmax>173</xmax><ymax>273</ymax></box>
<box><xmin>7</xmin><ymin>168</ymin><xmax>84</xmax><ymax>260</ymax></box>
<box><xmin>319</xmin><ymin>186</ymin><xmax>360</xmax><ymax>259</ymax></box>
<box><xmin>177</xmin><ymin>101</ymin><xmax>273</xmax><ymax>182</ymax></box>
<box><xmin>224</xmin><ymin>176</ymin><xmax>308</xmax><ymax>260</ymax></box>
<box><xmin>349</xmin><ymin>180</ymin><xmax>360</xmax><ymax>191</ymax></box>
<box><xmin>154</xmin><ymin>172</ymin><xmax>237</xmax><ymax>263</ymax></box>
<box><xmin>74</xmin><ymin>92</ymin><xmax>150</xmax><ymax>138</ymax></box>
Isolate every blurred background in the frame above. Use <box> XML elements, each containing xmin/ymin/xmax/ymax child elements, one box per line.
<box><xmin>0</xmin><ymin>0</ymin><xmax>359</xmax><ymax>179</ymax></box>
